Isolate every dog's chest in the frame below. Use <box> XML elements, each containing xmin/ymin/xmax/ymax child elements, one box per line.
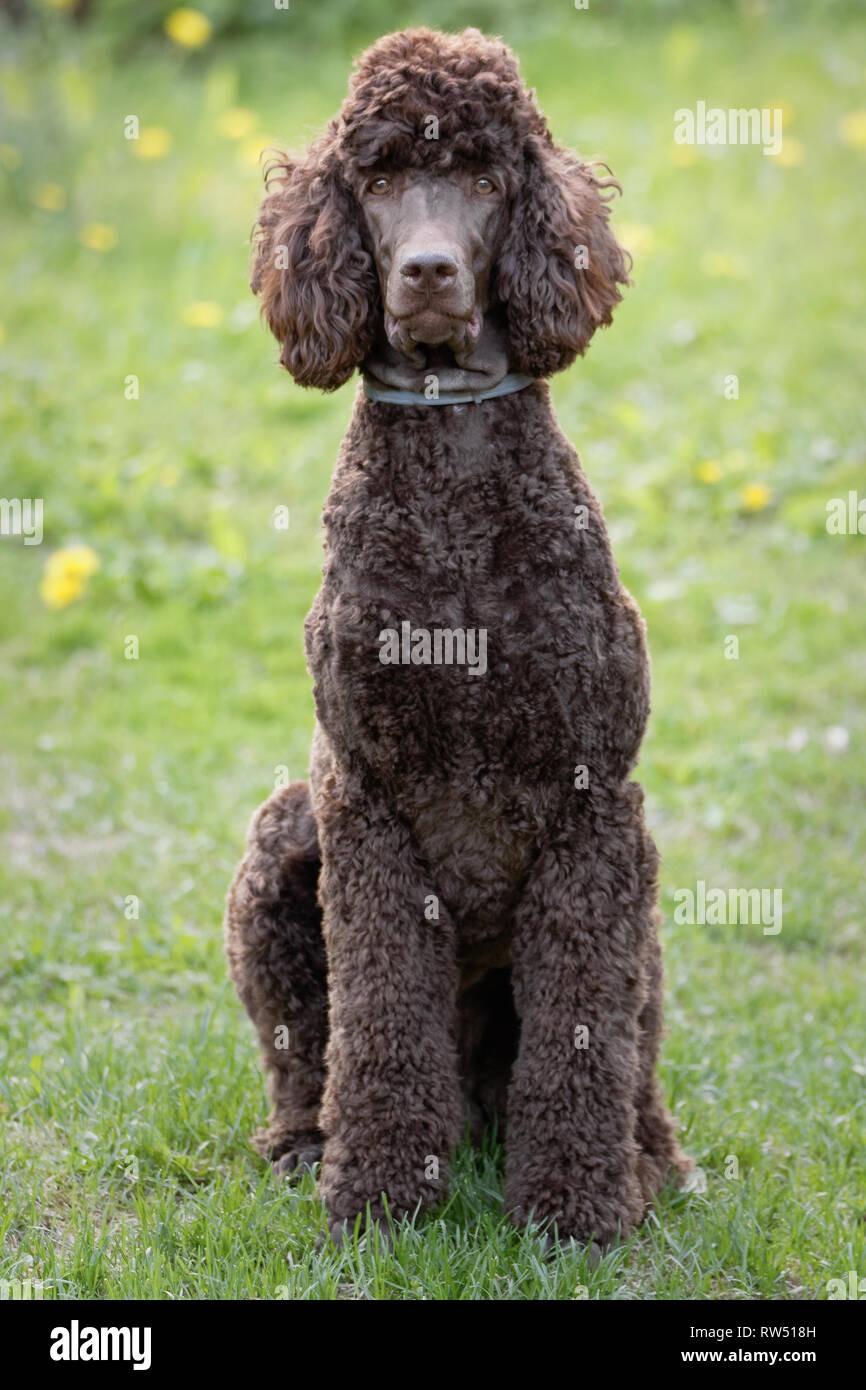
<box><xmin>309</xmin><ymin>411</ymin><xmax>620</xmax><ymax>784</ymax></box>
<box><xmin>305</xmin><ymin>398</ymin><xmax>649</xmax><ymax>929</ymax></box>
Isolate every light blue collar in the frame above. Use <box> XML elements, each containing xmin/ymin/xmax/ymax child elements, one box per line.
<box><xmin>362</xmin><ymin>372</ymin><xmax>535</xmax><ymax>406</ymax></box>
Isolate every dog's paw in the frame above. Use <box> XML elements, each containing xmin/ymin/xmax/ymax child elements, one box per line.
<box><xmin>264</xmin><ymin>1130</ymin><xmax>324</xmax><ymax>1180</ymax></box>
<box><xmin>273</xmin><ymin>1144</ymin><xmax>323</xmax><ymax>1179</ymax></box>
<box><xmin>507</xmin><ymin>1172</ymin><xmax>644</xmax><ymax>1250</ymax></box>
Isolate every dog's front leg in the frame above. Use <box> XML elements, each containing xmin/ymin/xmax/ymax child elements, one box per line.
<box><xmin>505</xmin><ymin>783</ymin><xmax>657</xmax><ymax>1248</ymax></box>
<box><xmin>315</xmin><ymin>791</ymin><xmax>463</xmax><ymax>1241</ymax></box>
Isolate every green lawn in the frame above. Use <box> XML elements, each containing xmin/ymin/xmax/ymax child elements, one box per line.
<box><xmin>1</xmin><ymin>7</ymin><xmax>864</xmax><ymax>1299</ymax></box>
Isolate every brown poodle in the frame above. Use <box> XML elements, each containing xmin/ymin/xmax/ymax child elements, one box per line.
<box><xmin>224</xmin><ymin>26</ymin><xmax>690</xmax><ymax>1249</ymax></box>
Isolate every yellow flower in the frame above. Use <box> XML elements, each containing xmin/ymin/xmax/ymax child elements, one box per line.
<box><xmin>39</xmin><ymin>545</ymin><xmax>100</xmax><ymax>609</ymax></box>
<box><xmin>741</xmin><ymin>483</ymin><xmax>771</xmax><ymax>511</ymax></box>
<box><xmin>612</xmin><ymin>400</ymin><xmax>645</xmax><ymax>433</ymax></box>
<box><xmin>164</xmin><ymin>8</ymin><xmax>212</xmax><ymax>48</ymax></box>
<box><xmin>79</xmin><ymin>222</ymin><xmax>117</xmax><ymax>252</ymax></box>
<box><xmin>670</xmin><ymin>143</ymin><xmax>698</xmax><ymax>167</ymax></box>
<box><xmin>615</xmin><ymin>221</ymin><xmax>654</xmax><ymax>259</ymax></box>
<box><xmin>42</xmin><ymin>573</ymin><xmax>83</xmax><ymax>608</ymax></box>
<box><xmin>182</xmin><ymin>300</ymin><xmax>224</xmax><ymax>327</ymax></box>
<box><xmin>0</xmin><ymin>143</ymin><xmax>22</xmax><ymax>171</ymax></box>
<box><xmin>700</xmin><ymin>251</ymin><xmax>746</xmax><ymax>279</ymax></box>
<box><xmin>697</xmin><ymin>460</ymin><xmax>722</xmax><ymax>484</ymax></box>
<box><xmin>764</xmin><ymin>101</ymin><xmax>794</xmax><ymax>129</ymax></box>
<box><xmin>664</xmin><ymin>26</ymin><xmax>701</xmax><ymax>75</ymax></box>
<box><xmin>217</xmin><ymin>107</ymin><xmax>258</xmax><ymax>140</ymax></box>
<box><xmin>839</xmin><ymin>111</ymin><xmax>866</xmax><ymax>148</ymax></box>
<box><xmin>134</xmin><ymin>126</ymin><xmax>173</xmax><ymax>160</ymax></box>
<box><xmin>61</xmin><ymin>546</ymin><xmax>99</xmax><ymax>579</ymax></box>
<box><xmin>767</xmin><ymin>137</ymin><xmax>804</xmax><ymax>168</ymax></box>
<box><xmin>34</xmin><ymin>183</ymin><xmax>66</xmax><ymax>211</ymax></box>
<box><xmin>239</xmin><ymin>138</ymin><xmax>266</xmax><ymax>168</ymax></box>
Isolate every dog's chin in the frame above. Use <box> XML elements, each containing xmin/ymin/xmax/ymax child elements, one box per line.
<box><xmin>385</xmin><ymin>309</ymin><xmax>481</xmax><ymax>366</ymax></box>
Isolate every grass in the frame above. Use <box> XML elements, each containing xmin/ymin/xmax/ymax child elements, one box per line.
<box><xmin>1</xmin><ymin>6</ymin><xmax>864</xmax><ymax>1299</ymax></box>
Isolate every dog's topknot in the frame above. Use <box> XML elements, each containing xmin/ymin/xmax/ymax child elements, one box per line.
<box><xmin>337</xmin><ymin>28</ymin><xmax>547</xmax><ymax>180</ymax></box>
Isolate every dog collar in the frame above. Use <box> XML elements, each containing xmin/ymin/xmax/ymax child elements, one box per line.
<box><xmin>362</xmin><ymin>372</ymin><xmax>536</xmax><ymax>406</ymax></box>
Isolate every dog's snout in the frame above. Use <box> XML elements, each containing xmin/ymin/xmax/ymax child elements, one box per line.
<box><xmin>398</xmin><ymin>250</ymin><xmax>459</xmax><ymax>293</ymax></box>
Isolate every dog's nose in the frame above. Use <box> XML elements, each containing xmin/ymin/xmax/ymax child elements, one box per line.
<box><xmin>399</xmin><ymin>250</ymin><xmax>459</xmax><ymax>293</ymax></box>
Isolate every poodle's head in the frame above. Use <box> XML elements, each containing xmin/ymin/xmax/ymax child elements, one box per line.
<box><xmin>252</xmin><ymin>28</ymin><xmax>630</xmax><ymax>390</ymax></box>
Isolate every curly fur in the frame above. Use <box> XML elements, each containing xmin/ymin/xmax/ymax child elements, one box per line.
<box><xmin>226</xmin><ymin>26</ymin><xmax>689</xmax><ymax>1248</ymax></box>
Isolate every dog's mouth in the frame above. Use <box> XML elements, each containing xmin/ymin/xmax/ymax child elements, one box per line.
<box><xmin>384</xmin><ymin>308</ymin><xmax>481</xmax><ymax>364</ymax></box>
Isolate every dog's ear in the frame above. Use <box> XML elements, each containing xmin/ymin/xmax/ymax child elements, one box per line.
<box><xmin>496</xmin><ymin>136</ymin><xmax>630</xmax><ymax>378</ymax></box>
<box><xmin>251</xmin><ymin>136</ymin><xmax>379</xmax><ymax>390</ymax></box>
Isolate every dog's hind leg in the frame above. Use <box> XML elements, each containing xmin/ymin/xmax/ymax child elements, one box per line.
<box><xmin>634</xmin><ymin>904</ymin><xmax>692</xmax><ymax>1200</ymax></box>
<box><xmin>224</xmin><ymin>781</ymin><xmax>327</xmax><ymax>1176</ymax></box>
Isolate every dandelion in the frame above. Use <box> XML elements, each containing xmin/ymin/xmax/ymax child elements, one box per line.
<box><xmin>79</xmin><ymin>222</ymin><xmax>117</xmax><ymax>252</ymax></box>
<box><xmin>217</xmin><ymin>108</ymin><xmax>258</xmax><ymax>140</ymax></box>
<box><xmin>669</xmin><ymin>318</ymin><xmax>696</xmax><ymax>346</ymax></box>
<box><xmin>824</xmin><ymin>726</ymin><xmax>850</xmax><ymax>755</ymax></box>
<box><xmin>134</xmin><ymin>126</ymin><xmax>173</xmax><ymax>160</ymax></box>
<box><xmin>700</xmin><ymin>251</ymin><xmax>746</xmax><ymax>279</ymax></box>
<box><xmin>39</xmin><ymin>545</ymin><xmax>100</xmax><ymax>610</ymax></box>
<box><xmin>612</xmin><ymin>400</ymin><xmax>645</xmax><ymax>433</ymax></box>
<box><xmin>34</xmin><ymin>183</ymin><xmax>66</xmax><ymax>211</ymax></box>
<box><xmin>615</xmin><ymin>221</ymin><xmax>654</xmax><ymax>259</ymax></box>
<box><xmin>670</xmin><ymin>143</ymin><xmax>698</xmax><ymax>167</ymax></box>
<box><xmin>764</xmin><ymin>101</ymin><xmax>794</xmax><ymax>128</ymax></box>
<box><xmin>767</xmin><ymin>138</ymin><xmax>804</xmax><ymax>168</ymax></box>
<box><xmin>741</xmin><ymin>483</ymin><xmax>771</xmax><ymax>511</ymax></box>
<box><xmin>697</xmin><ymin>460</ymin><xmax>722</xmax><ymax>484</ymax></box>
<box><xmin>182</xmin><ymin>301</ymin><xmax>224</xmax><ymax>327</ymax></box>
<box><xmin>839</xmin><ymin>111</ymin><xmax>866</xmax><ymax>148</ymax></box>
<box><xmin>664</xmin><ymin>26</ymin><xmax>701</xmax><ymax>75</ymax></box>
<box><xmin>164</xmin><ymin>8</ymin><xmax>213</xmax><ymax>48</ymax></box>
<box><xmin>239</xmin><ymin>138</ymin><xmax>266</xmax><ymax>168</ymax></box>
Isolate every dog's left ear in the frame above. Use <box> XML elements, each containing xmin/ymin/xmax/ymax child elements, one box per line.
<box><xmin>496</xmin><ymin>135</ymin><xmax>630</xmax><ymax>378</ymax></box>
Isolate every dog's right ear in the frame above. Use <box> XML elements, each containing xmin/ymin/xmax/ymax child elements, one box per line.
<box><xmin>251</xmin><ymin>134</ymin><xmax>379</xmax><ymax>391</ymax></box>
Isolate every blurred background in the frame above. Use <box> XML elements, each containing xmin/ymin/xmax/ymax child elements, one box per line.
<box><xmin>0</xmin><ymin>0</ymin><xmax>863</xmax><ymax>1299</ymax></box>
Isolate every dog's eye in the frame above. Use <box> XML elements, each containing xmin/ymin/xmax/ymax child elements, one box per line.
<box><xmin>369</xmin><ymin>177</ymin><xmax>391</xmax><ymax>196</ymax></box>
<box><xmin>474</xmin><ymin>176</ymin><xmax>495</xmax><ymax>195</ymax></box>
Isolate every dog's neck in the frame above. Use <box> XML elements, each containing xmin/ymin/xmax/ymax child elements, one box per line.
<box><xmin>362</xmin><ymin>307</ymin><xmax>515</xmax><ymax>399</ymax></box>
